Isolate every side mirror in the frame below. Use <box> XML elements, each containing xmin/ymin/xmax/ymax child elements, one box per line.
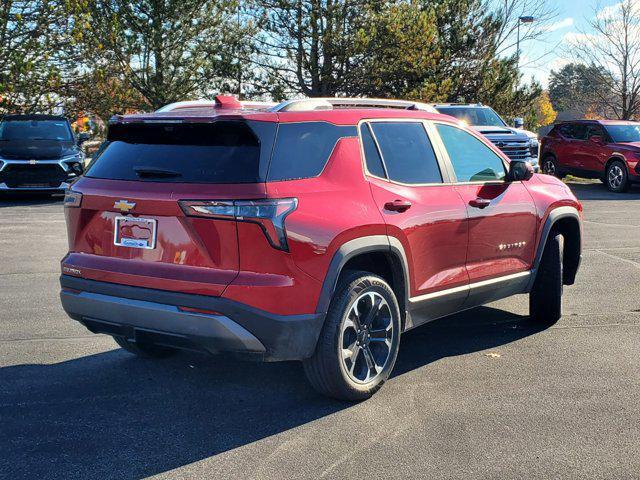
<box><xmin>77</xmin><ymin>132</ymin><xmax>90</xmax><ymax>145</ymax></box>
<box><xmin>513</xmin><ymin>117</ymin><xmax>524</xmax><ymax>129</ymax></box>
<box><xmin>507</xmin><ymin>160</ymin><xmax>534</xmax><ymax>182</ymax></box>
<box><xmin>590</xmin><ymin>135</ymin><xmax>605</xmax><ymax>145</ymax></box>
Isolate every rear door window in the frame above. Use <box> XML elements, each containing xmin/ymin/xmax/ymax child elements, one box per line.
<box><xmin>572</xmin><ymin>124</ymin><xmax>588</xmax><ymax>140</ymax></box>
<box><xmin>585</xmin><ymin>124</ymin><xmax>607</xmax><ymax>139</ymax></box>
<box><xmin>558</xmin><ymin>124</ymin><xmax>572</xmax><ymax>138</ymax></box>
<box><xmin>436</xmin><ymin>123</ymin><xmax>506</xmax><ymax>182</ymax></box>
<box><xmin>369</xmin><ymin>122</ymin><xmax>442</xmax><ymax>184</ymax></box>
<box><xmin>267</xmin><ymin>122</ymin><xmax>356</xmax><ymax>181</ymax></box>
<box><xmin>85</xmin><ymin>121</ymin><xmax>276</xmax><ymax>184</ymax></box>
<box><xmin>559</xmin><ymin>123</ymin><xmax>587</xmax><ymax>140</ymax></box>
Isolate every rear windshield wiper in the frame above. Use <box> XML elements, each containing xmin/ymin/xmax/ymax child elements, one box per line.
<box><xmin>134</xmin><ymin>167</ymin><xmax>182</xmax><ymax>179</ymax></box>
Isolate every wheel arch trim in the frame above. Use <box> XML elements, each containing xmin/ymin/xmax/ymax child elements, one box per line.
<box><xmin>605</xmin><ymin>155</ymin><xmax>630</xmax><ymax>175</ymax></box>
<box><xmin>528</xmin><ymin>205</ymin><xmax>582</xmax><ymax>290</ymax></box>
<box><xmin>315</xmin><ymin>235</ymin><xmax>410</xmax><ymax>316</ymax></box>
<box><xmin>606</xmin><ymin>154</ymin><xmax>627</xmax><ymax>165</ymax></box>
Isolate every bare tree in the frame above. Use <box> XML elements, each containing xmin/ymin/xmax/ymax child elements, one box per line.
<box><xmin>569</xmin><ymin>0</ymin><xmax>640</xmax><ymax>120</ymax></box>
<box><xmin>493</xmin><ymin>0</ymin><xmax>559</xmax><ymax>58</ymax></box>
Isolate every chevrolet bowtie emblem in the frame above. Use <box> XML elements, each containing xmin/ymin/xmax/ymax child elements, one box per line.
<box><xmin>114</xmin><ymin>200</ymin><xmax>136</xmax><ymax>212</ymax></box>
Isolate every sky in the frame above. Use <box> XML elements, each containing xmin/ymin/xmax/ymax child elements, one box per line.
<box><xmin>515</xmin><ymin>0</ymin><xmax>622</xmax><ymax>88</ymax></box>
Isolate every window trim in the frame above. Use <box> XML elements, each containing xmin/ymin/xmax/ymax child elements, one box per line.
<box><xmin>430</xmin><ymin>120</ymin><xmax>511</xmax><ymax>185</ymax></box>
<box><xmin>357</xmin><ymin>118</ymin><xmax>453</xmax><ymax>187</ymax></box>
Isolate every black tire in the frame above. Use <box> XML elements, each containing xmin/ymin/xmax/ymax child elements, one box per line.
<box><xmin>605</xmin><ymin>159</ymin><xmax>629</xmax><ymax>193</ymax></box>
<box><xmin>112</xmin><ymin>336</ymin><xmax>176</xmax><ymax>358</ymax></box>
<box><xmin>541</xmin><ymin>155</ymin><xmax>563</xmax><ymax>178</ymax></box>
<box><xmin>303</xmin><ymin>270</ymin><xmax>401</xmax><ymax>401</ymax></box>
<box><xmin>529</xmin><ymin>233</ymin><xmax>563</xmax><ymax>324</ymax></box>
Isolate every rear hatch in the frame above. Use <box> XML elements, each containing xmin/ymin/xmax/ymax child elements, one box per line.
<box><xmin>63</xmin><ymin>119</ymin><xmax>277</xmax><ymax>296</ymax></box>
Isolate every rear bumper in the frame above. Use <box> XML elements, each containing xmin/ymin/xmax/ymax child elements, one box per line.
<box><xmin>60</xmin><ymin>275</ymin><xmax>325</xmax><ymax>361</ymax></box>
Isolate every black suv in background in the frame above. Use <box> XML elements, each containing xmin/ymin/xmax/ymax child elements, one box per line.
<box><xmin>0</xmin><ymin>114</ymin><xmax>86</xmax><ymax>193</ymax></box>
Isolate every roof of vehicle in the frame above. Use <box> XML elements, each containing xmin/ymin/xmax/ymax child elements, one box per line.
<box><xmin>1</xmin><ymin>114</ymin><xmax>69</xmax><ymax>122</ymax></box>
<box><xmin>112</xmin><ymin>95</ymin><xmax>455</xmax><ymax>126</ymax></box>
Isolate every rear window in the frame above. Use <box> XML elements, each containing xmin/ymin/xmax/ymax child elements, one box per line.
<box><xmin>267</xmin><ymin>122</ymin><xmax>357</xmax><ymax>181</ymax></box>
<box><xmin>85</xmin><ymin>121</ymin><xmax>276</xmax><ymax>184</ymax></box>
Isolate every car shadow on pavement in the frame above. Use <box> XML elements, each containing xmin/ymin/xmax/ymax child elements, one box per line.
<box><xmin>566</xmin><ymin>181</ymin><xmax>640</xmax><ymax>200</ymax></box>
<box><xmin>0</xmin><ymin>306</ymin><xmax>547</xmax><ymax>479</ymax></box>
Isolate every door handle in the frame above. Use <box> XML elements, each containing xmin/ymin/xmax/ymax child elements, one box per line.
<box><xmin>469</xmin><ymin>198</ymin><xmax>491</xmax><ymax>209</ymax></box>
<box><xmin>384</xmin><ymin>199</ymin><xmax>412</xmax><ymax>212</ymax></box>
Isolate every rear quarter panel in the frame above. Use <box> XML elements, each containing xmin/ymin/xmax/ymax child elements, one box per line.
<box><xmin>223</xmin><ymin>137</ymin><xmax>383</xmax><ymax>316</ymax></box>
<box><xmin>266</xmin><ymin>137</ymin><xmax>386</xmax><ymax>283</ymax></box>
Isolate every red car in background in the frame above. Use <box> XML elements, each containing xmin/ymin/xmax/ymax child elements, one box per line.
<box><xmin>540</xmin><ymin>120</ymin><xmax>640</xmax><ymax>192</ymax></box>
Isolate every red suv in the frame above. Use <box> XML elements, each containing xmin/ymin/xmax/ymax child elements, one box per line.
<box><xmin>540</xmin><ymin>120</ymin><xmax>640</xmax><ymax>192</ymax></box>
<box><xmin>60</xmin><ymin>96</ymin><xmax>582</xmax><ymax>401</ymax></box>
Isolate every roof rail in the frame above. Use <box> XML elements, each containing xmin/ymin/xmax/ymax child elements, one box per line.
<box><xmin>271</xmin><ymin>97</ymin><xmax>438</xmax><ymax>113</ymax></box>
<box><xmin>155</xmin><ymin>97</ymin><xmax>276</xmax><ymax>112</ymax></box>
<box><xmin>430</xmin><ymin>103</ymin><xmax>484</xmax><ymax>107</ymax></box>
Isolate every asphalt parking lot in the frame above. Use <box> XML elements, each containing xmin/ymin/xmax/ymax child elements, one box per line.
<box><xmin>1</xmin><ymin>182</ymin><xmax>639</xmax><ymax>480</ymax></box>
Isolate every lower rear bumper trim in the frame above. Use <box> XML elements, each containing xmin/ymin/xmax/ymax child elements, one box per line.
<box><xmin>61</xmin><ymin>289</ymin><xmax>267</xmax><ymax>356</ymax></box>
<box><xmin>60</xmin><ymin>275</ymin><xmax>325</xmax><ymax>361</ymax></box>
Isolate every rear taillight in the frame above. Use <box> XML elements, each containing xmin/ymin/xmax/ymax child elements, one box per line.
<box><xmin>179</xmin><ymin>198</ymin><xmax>298</xmax><ymax>251</ymax></box>
<box><xmin>63</xmin><ymin>190</ymin><xmax>83</xmax><ymax>208</ymax></box>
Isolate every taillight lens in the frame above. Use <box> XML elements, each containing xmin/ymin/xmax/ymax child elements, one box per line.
<box><xmin>63</xmin><ymin>190</ymin><xmax>83</xmax><ymax>208</ymax></box>
<box><xmin>179</xmin><ymin>198</ymin><xmax>298</xmax><ymax>251</ymax></box>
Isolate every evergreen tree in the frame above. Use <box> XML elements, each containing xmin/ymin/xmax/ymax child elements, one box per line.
<box><xmin>549</xmin><ymin>63</ymin><xmax>612</xmax><ymax>118</ymax></box>
<box><xmin>250</xmin><ymin>0</ymin><xmax>370</xmax><ymax>97</ymax></box>
<box><xmin>0</xmin><ymin>0</ymin><xmax>74</xmax><ymax>113</ymax></box>
<box><xmin>74</xmin><ymin>0</ymin><xmax>254</xmax><ymax>110</ymax></box>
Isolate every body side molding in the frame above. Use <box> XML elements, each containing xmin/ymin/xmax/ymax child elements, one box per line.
<box><xmin>405</xmin><ymin>271</ymin><xmax>531</xmax><ymax>330</ymax></box>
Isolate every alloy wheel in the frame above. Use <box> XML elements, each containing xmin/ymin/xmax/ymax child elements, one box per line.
<box><xmin>340</xmin><ymin>291</ymin><xmax>394</xmax><ymax>384</ymax></box>
<box><xmin>543</xmin><ymin>158</ymin><xmax>556</xmax><ymax>176</ymax></box>
<box><xmin>608</xmin><ymin>164</ymin><xmax>624</xmax><ymax>189</ymax></box>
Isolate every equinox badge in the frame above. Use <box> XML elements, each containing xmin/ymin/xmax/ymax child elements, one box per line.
<box><xmin>114</xmin><ymin>199</ymin><xmax>136</xmax><ymax>213</ymax></box>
